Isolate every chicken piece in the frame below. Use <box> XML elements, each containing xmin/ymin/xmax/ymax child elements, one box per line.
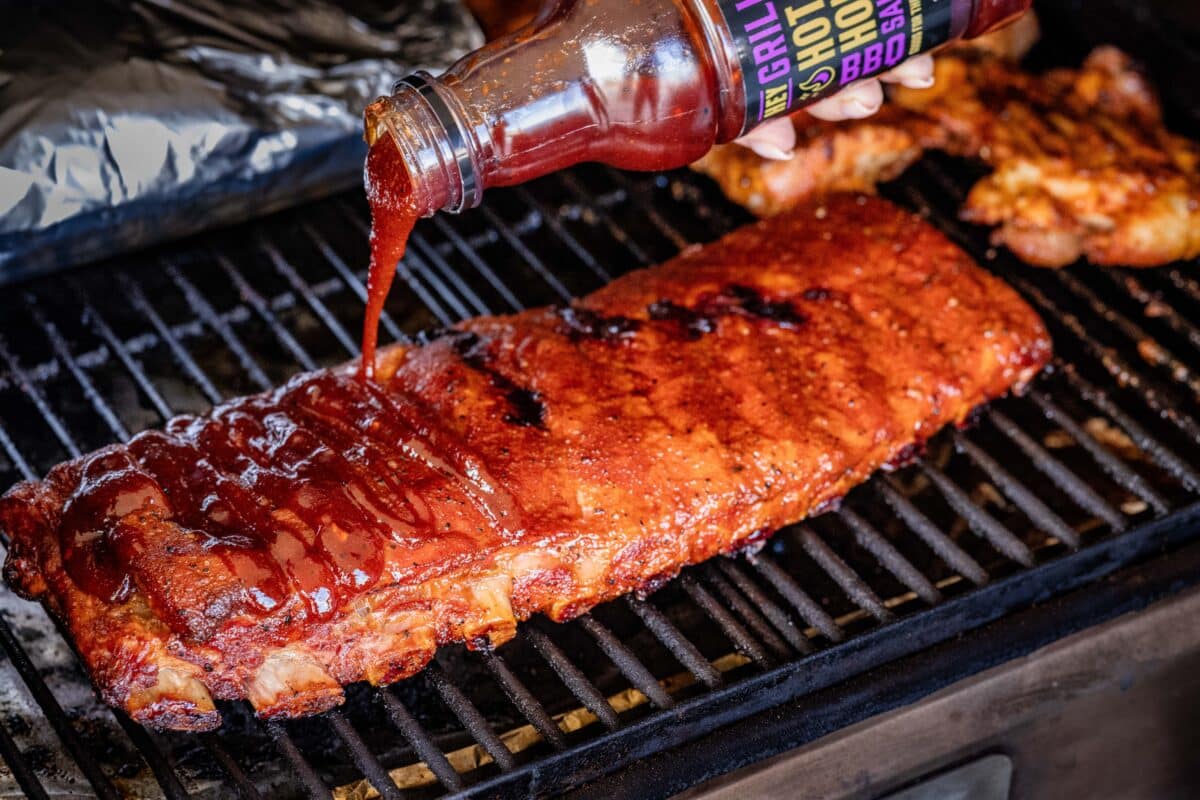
<box><xmin>697</xmin><ymin>17</ymin><xmax>1200</xmax><ymax>267</ymax></box>
<box><xmin>692</xmin><ymin>15</ymin><xmax>1038</xmax><ymax>216</ymax></box>
<box><xmin>0</xmin><ymin>196</ymin><xmax>1049</xmax><ymax>730</ymax></box>
<box><xmin>898</xmin><ymin>47</ymin><xmax>1200</xmax><ymax>267</ymax></box>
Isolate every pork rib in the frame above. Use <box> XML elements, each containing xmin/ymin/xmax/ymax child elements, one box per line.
<box><xmin>0</xmin><ymin>196</ymin><xmax>1050</xmax><ymax>730</ymax></box>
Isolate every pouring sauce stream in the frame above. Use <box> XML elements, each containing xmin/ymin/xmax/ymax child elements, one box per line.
<box><xmin>362</xmin><ymin>136</ymin><xmax>419</xmax><ymax>381</ymax></box>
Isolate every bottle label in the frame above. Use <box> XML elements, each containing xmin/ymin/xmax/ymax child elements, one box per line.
<box><xmin>718</xmin><ymin>0</ymin><xmax>955</xmax><ymax>134</ymax></box>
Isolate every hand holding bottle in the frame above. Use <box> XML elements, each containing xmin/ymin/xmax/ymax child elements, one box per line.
<box><xmin>733</xmin><ymin>54</ymin><xmax>936</xmax><ymax>161</ymax></box>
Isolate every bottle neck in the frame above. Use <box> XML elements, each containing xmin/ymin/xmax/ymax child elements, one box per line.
<box><xmin>364</xmin><ymin>75</ymin><xmax>480</xmax><ymax>217</ymax></box>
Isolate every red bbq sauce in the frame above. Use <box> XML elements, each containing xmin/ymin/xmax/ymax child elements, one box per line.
<box><xmin>361</xmin><ymin>136</ymin><xmax>419</xmax><ymax>381</ymax></box>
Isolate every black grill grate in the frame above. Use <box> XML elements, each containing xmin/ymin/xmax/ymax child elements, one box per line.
<box><xmin>0</xmin><ymin>155</ymin><xmax>1199</xmax><ymax>799</ymax></box>
<box><xmin>3</xmin><ymin>14</ymin><xmax>1200</xmax><ymax>797</ymax></box>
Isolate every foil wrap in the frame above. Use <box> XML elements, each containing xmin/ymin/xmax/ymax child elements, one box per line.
<box><xmin>0</xmin><ymin>0</ymin><xmax>484</xmax><ymax>284</ymax></box>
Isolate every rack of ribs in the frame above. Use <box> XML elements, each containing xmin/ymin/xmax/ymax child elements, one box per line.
<box><xmin>0</xmin><ymin>196</ymin><xmax>1050</xmax><ymax>731</ymax></box>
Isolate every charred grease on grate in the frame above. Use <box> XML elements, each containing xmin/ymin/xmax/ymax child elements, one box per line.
<box><xmin>449</xmin><ymin>332</ymin><xmax>547</xmax><ymax>427</ymax></box>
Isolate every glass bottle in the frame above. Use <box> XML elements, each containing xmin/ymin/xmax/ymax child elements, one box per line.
<box><xmin>357</xmin><ymin>0</ymin><xmax>1032</xmax><ymax>378</ymax></box>
<box><xmin>364</xmin><ymin>0</ymin><xmax>1033</xmax><ymax>217</ymax></box>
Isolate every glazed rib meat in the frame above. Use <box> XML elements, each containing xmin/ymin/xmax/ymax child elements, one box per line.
<box><xmin>0</xmin><ymin>196</ymin><xmax>1050</xmax><ymax>731</ymax></box>
<box><xmin>696</xmin><ymin>24</ymin><xmax>1200</xmax><ymax>267</ymax></box>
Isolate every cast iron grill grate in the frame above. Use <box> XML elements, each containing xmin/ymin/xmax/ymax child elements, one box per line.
<box><xmin>0</xmin><ymin>158</ymin><xmax>1196</xmax><ymax>799</ymax></box>
<box><xmin>2</xmin><ymin>9</ymin><xmax>1200</xmax><ymax>796</ymax></box>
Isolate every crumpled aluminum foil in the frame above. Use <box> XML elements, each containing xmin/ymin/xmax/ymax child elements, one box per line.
<box><xmin>0</xmin><ymin>0</ymin><xmax>483</xmax><ymax>284</ymax></box>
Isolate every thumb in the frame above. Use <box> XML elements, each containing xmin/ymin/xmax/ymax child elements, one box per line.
<box><xmin>732</xmin><ymin>117</ymin><xmax>797</xmax><ymax>161</ymax></box>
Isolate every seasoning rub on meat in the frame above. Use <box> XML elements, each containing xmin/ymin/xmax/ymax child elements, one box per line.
<box><xmin>0</xmin><ymin>196</ymin><xmax>1050</xmax><ymax>731</ymax></box>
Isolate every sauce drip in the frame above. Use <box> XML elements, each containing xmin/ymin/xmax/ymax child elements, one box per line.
<box><xmin>362</xmin><ymin>136</ymin><xmax>419</xmax><ymax>381</ymax></box>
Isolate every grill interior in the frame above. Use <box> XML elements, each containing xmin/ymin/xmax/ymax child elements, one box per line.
<box><xmin>2</xmin><ymin>5</ymin><xmax>1200</xmax><ymax>799</ymax></box>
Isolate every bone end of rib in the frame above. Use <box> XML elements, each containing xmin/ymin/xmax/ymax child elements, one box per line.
<box><xmin>247</xmin><ymin>646</ymin><xmax>345</xmax><ymax>719</ymax></box>
<box><xmin>126</xmin><ymin>662</ymin><xmax>221</xmax><ymax>731</ymax></box>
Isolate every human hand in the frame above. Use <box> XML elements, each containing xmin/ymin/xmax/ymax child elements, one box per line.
<box><xmin>734</xmin><ymin>54</ymin><xmax>936</xmax><ymax>160</ymax></box>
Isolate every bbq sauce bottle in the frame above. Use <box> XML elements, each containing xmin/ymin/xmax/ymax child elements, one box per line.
<box><xmin>359</xmin><ymin>0</ymin><xmax>1031</xmax><ymax>378</ymax></box>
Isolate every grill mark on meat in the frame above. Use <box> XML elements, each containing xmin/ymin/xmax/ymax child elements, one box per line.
<box><xmin>646</xmin><ymin>286</ymin><xmax>807</xmax><ymax>340</ymax></box>
<box><xmin>450</xmin><ymin>331</ymin><xmax>547</xmax><ymax>428</ymax></box>
<box><xmin>556</xmin><ymin>306</ymin><xmax>642</xmax><ymax>342</ymax></box>
<box><xmin>0</xmin><ymin>196</ymin><xmax>1051</xmax><ymax>730</ymax></box>
<box><xmin>723</xmin><ymin>285</ymin><xmax>808</xmax><ymax>327</ymax></box>
<box><xmin>647</xmin><ymin>300</ymin><xmax>718</xmax><ymax>339</ymax></box>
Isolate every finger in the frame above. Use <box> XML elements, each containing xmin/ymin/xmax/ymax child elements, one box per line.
<box><xmin>806</xmin><ymin>79</ymin><xmax>884</xmax><ymax>121</ymax></box>
<box><xmin>879</xmin><ymin>54</ymin><xmax>935</xmax><ymax>88</ymax></box>
<box><xmin>733</xmin><ymin>117</ymin><xmax>796</xmax><ymax>161</ymax></box>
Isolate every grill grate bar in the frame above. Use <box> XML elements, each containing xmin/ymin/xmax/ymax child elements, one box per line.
<box><xmin>1030</xmin><ymin>390</ymin><xmax>1170</xmax><ymax>514</ymax></box>
<box><xmin>0</xmin><ymin>715</ymin><xmax>51</xmax><ymax>800</ymax></box>
<box><xmin>745</xmin><ymin>552</ymin><xmax>843</xmax><ymax>642</ymax></box>
<box><xmin>260</xmin><ymin>239</ymin><xmax>359</xmax><ymax>357</ymax></box>
<box><xmin>1107</xmin><ymin>270</ymin><xmax>1200</xmax><ymax>353</ymax></box>
<box><xmin>0</xmin><ymin>333</ymin><xmax>82</xmax><ymax>459</ymax></box>
<box><xmin>119</xmin><ymin>273</ymin><xmax>224</xmax><ymax>406</ymax></box>
<box><xmin>795</xmin><ymin>526</ymin><xmax>893</xmax><ymax>623</ymax></box>
<box><xmin>988</xmin><ymin>408</ymin><xmax>1126</xmax><ymax>531</ymax></box>
<box><xmin>1052</xmin><ymin>268</ymin><xmax>1200</xmax><ymax>398</ymax></box>
<box><xmin>838</xmin><ymin>508</ymin><xmax>943</xmax><ymax>603</ymax></box>
<box><xmin>404</xmin><ymin>245</ymin><xmax>475</xmax><ymax>321</ymax></box>
<box><xmin>555</xmin><ymin>173</ymin><xmax>653</xmax><ymax>266</ymax></box>
<box><xmin>602</xmin><ymin>168</ymin><xmax>690</xmax><ymax>250</ymax></box>
<box><xmin>680</xmin><ymin>574</ymin><xmax>774</xmax><ymax>668</ymax></box>
<box><xmin>515</xmin><ymin>186</ymin><xmax>613</xmax><ymax>282</ymax></box>
<box><xmin>26</xmin><ymin>294</ymin><xmax>130</xmax><ymax>440</ymax></box>
<box><xmin>900</xmin><ymin>163</ymin><xmax>1200</xmax><ymax>446</ymax></box>
<box><xmin>478</xmin><ymin>205</ymin><xmax>574</xmax><ymax>303</ymax></box>
<box><xmin>75</xmin><ymin>286</ymin><xmax>177</xmax><ymax>421</ymax></box>
<box><xmin>1062</xmin><ymin>368</ymin><xmax>1200</xmax><ymax>492</ymax></box>
<box><xmin>0</xmin><ymin>638</ymin><xmax>114</xmax><ymax>798</ymax></box>
<box><xmin>1165</xmin><ymin>267</ymin><xmax>1200</xmax><ymax>312</ymax></box>
<box><xmin>377</xmin><ymin>690</ymin><xmax>466</xmax><ymax>792</ymax></box>
<box><xmin>876</xmin><ymin>479</ymin><xmax>990</xmax><ymax>586</ymax></box>
<box><xmin>714</xmin><ymin>559</ymin><xmax>812</xmax><ymax>654</ymax></box>
<box><xmin>411</xmin><ymin>231</ymin><xmax>494</xmax><ymax>317</ymax></box>
<box><xmin>430</xmin><ymin>214</ymin><xmax>524</xmax><ymax>312</ymax></box>
<box><xmin>113</xmin><ymin>712</ymin><xmax>191</xmax><ymax>799</ymax></box>
<box><xmin>0</xmin><ymin>420</ymin><xmax>34</xmax><ymax>481</ymax></box>
<box><xmin>577</xmin><ymin>615</ymin><xmax>675</xmax><ymax>709</ymax></box>
<box><xmin>0</xmin><ymin>577</ymin><xmax>122</xmax><ymax>799</ymax></box>
<box><xmin>427</xmin><ymin>663</ymin><xmax>518</xmax><ymax>771</ymax></box>
<box><xmin>919</xmin><ymin>462</ymin><xmax>1036</xmax><ymax>566</ymax></box>
<box><xmin>524</xmin><ymin>628</ymin><xmax>621</xmax><ymax>730</ymax></box>
<box><xmin>395</xmin><ymin>257</ymin><xmax>458</xmax><ymax>327</ymax></box>
<box><xmin>304</xmin><ymin>221</ymin><xmax>408</xmax><ymax>343</ymax></box>
<box><xmin>202</xmin><ymin>735</ymin><xmax>264</xmax><ymax>800</ymax></box>
<box><xmin>700</xmin><ymin>564</ymin><xmax>794</xmax><ymax>660</ymax></box>
<box><xmin>625</xmin><ymin>596</ymin><xmax>726</xmax><ymax>687</ymax></box>
<box><xmin>165</xmin><ymin>262</ymin><xmax>274</xmax><ymax>392</ymax></box>
<box><xmin>400</xmin><ymin>257</ymin><xmax>460</xmax><ymax>331</ymax></box>
<box><xmin>266</xmin><ymin>721</ymin><xmax>331</xmax><ymax>799</ymax></box>
<box><xmin>952</xmin><ymin>430</ymin><xmax>1082</xmax><ymax>549</ymax></box>
<box><xmin>327</xmin><ymin>709</ymin><xmax>406</xmax><ymax>800</ymax></box>
<box><xmin>1031</xmin><ymin>274</ymin><xmax>1200</xmax><ymax>444</ymax></box>
<box><xmin>480</xmin><ymin>652</ymin><xmax>569</xmax><ymax>750</ymax></box>
<box><xmin>216</xmin><ymin>255</ymin><xmax>319</xmax><ymax>372</ymax></box>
